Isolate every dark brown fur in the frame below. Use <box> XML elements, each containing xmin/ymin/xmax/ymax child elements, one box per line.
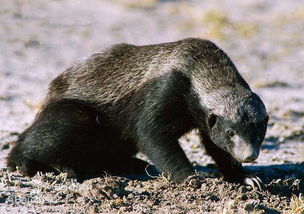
<box><xmin>7</xmin><ymin>38</ymin><xmax>268</xmax><ymax>183</ymax></box>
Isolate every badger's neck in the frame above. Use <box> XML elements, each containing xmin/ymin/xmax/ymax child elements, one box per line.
<box><xmin>192</xmin><ymin>77</ymin><xmax>252</xmax><ymax>121</ymax></box>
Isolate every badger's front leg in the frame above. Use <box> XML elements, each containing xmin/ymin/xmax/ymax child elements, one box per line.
<box><xmin>201</xmin><ymin>134</ymin><xmax>263</xmax><ymax>189</ymax></box>
<box><xmin>135</xmin><ymin>105</ymin><xmax>194</xmax><ymax>182</ymax></box>
<box><xmin>137</xmin><ymin>131</ymin><xmax>194</xmax><ymax>182</ymax></box>
<box><xmin>133</xmin><ymin>71</ymin><xmax>197</xmax><ymax>182</ymax></box>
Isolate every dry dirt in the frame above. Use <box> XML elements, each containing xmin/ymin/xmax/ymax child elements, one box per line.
<box><xmin>1</xmin><ymin>0</ymin><xmax>304</xmax><ymax>213</ymax></box>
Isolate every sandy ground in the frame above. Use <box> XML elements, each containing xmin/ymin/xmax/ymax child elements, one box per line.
<box><xmin>0</xmin><ymin>0</ymin><xmax>304</xmax><ymax>213</ymax></box>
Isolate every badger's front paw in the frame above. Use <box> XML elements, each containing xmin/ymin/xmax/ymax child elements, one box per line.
<box><xmin>244</xmin><ymin>175</ymin><xmax>264</xmax><ymax>190</ymax></box>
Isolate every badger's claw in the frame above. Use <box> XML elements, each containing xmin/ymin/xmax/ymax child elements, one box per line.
<box><xmin>244</xmin><ymin>176</ymin><xmax>264</xmax><ymax>190</ymax></box>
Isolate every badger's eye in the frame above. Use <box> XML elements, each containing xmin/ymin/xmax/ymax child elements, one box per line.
<box><xmin>226</xmin><ymin>129</ymin><xmax>235</xmax><ymax>137</ymax></box>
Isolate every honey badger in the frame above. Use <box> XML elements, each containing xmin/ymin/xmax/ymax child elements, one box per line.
<box><xmin>7</xmin><ymin>38</ymin><xmax>268</xmax><ymax>187</ymax></box>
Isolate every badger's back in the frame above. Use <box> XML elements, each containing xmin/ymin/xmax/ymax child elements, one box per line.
<box><xmin>45</xmin><ymin>38</ymin><xmax>251</xmax><ymax>109</ymax></box>
<box><xmin>46</xmin><ymin>41</ymin><xmax>185</xmax><ymax>105</ymax></box>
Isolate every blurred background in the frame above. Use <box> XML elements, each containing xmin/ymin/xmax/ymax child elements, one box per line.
<box><xmin>0</xmin><ymin>0</ymin><xmax>304</xmax><ymax>166</ymax></box>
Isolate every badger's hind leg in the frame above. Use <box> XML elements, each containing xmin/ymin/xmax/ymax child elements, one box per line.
<box><xmin>7</xmin><ymin>99</ymin><xmax>103</xmax><ymax>177</ymax></box>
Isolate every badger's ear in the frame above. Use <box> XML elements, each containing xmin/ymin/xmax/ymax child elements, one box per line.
<box><xmin>208</xmin><ymin>114</ymin><xmax>217</xmax><ymax>129</ymax></box>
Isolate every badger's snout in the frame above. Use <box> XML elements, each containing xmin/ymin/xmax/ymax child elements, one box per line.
<box><xmin>231</xmin><ymin>135</ymin><xmax>260</xmax><ymax>163</ymax></box>
<box><xmin>241</xmin><ymin>147</ymin><xmax>259</xmax><ymax>163</ymax></box>
<box><xmin>233</xmin><ymin>144</ymin><xmax>259</xmax><ymax>163</ymax></box>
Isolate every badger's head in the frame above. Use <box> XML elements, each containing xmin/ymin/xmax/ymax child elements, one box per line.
<box><xmin>204</xmin><ymin>92</ymin><xmax>268</xmax><ymax>163</ymax></box>
<box><xmin>183</xmin><ymin>39</ymin><xmax>268</xmax><ymax>162</ymax></box>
